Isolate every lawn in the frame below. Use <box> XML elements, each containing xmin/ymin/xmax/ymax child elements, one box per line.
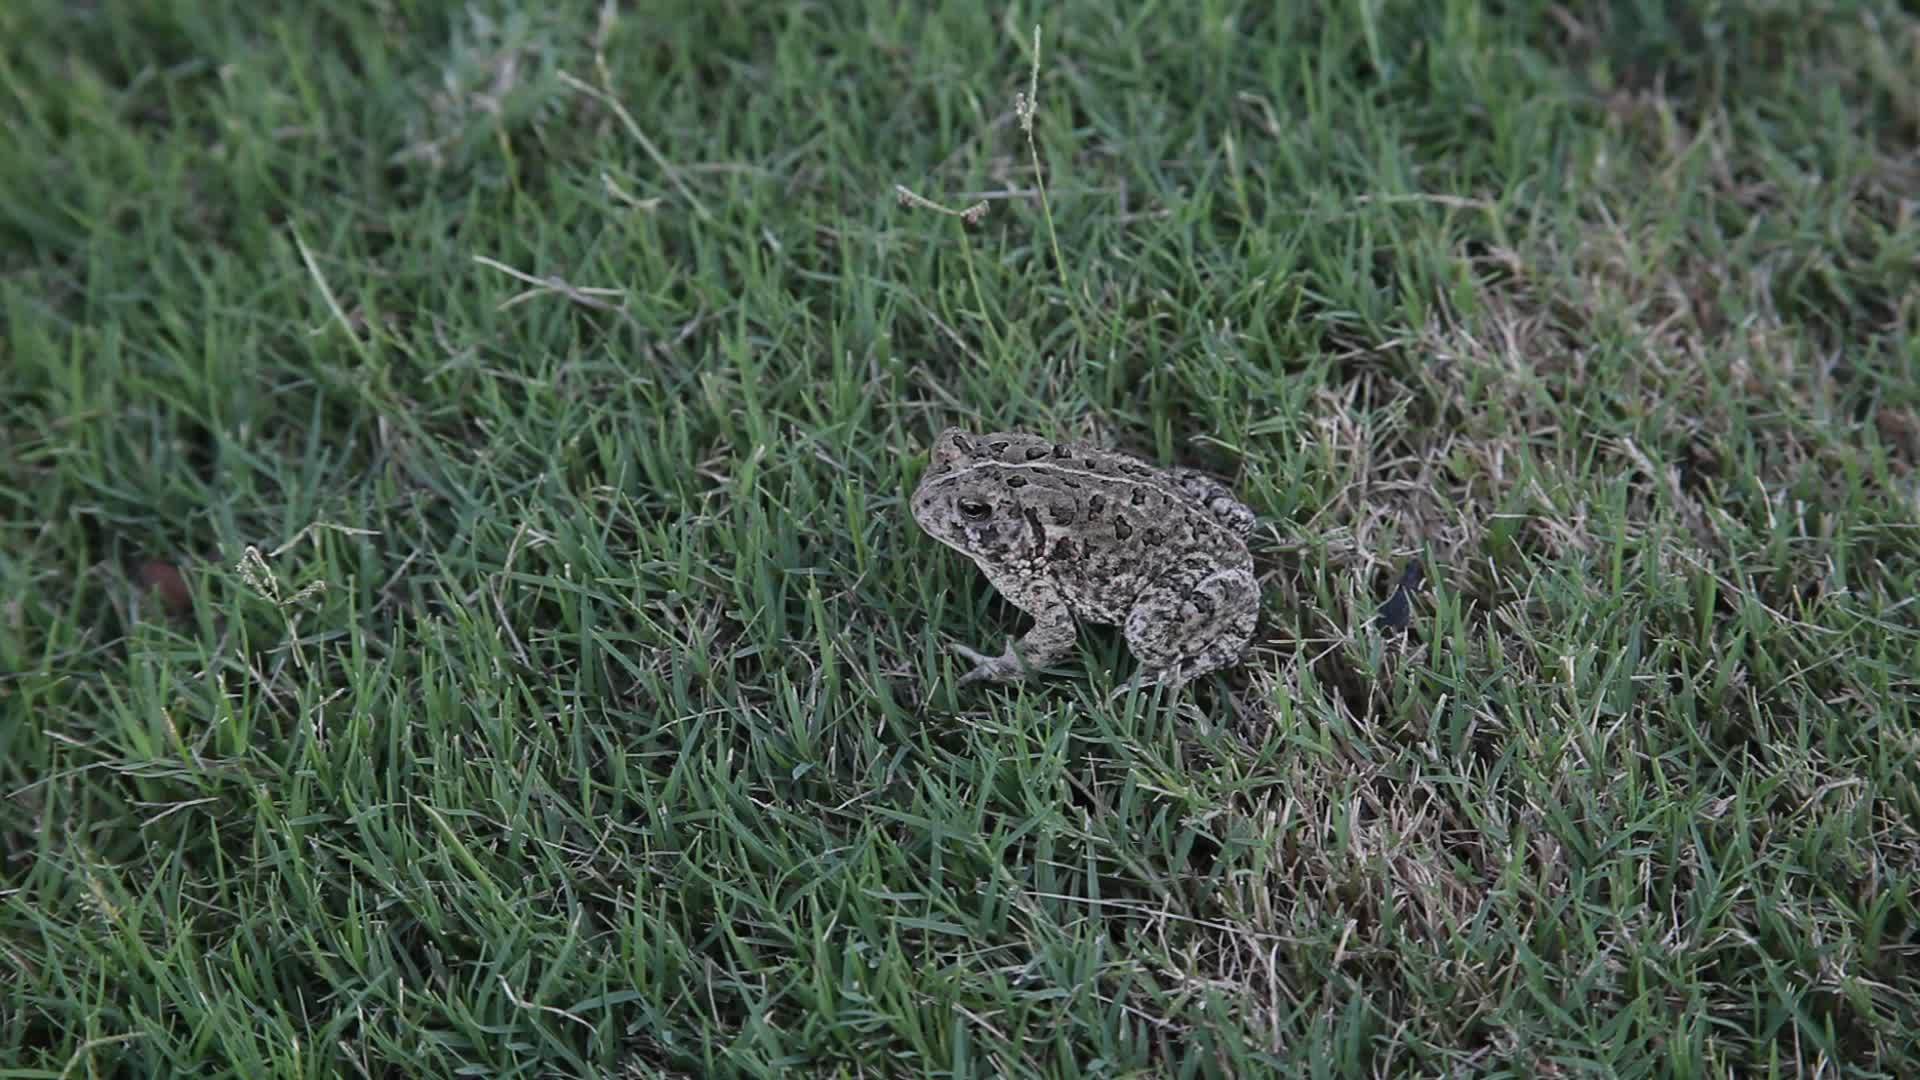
<box><xmin>3</xmin><ymin>1</ymin><xmax>1918</xmax><ymax>1076</ymax></box>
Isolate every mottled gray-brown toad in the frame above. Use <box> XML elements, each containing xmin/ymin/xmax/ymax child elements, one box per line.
<box><xmin>911</xmin><ymin>428</ymin><xmax>1258</xmax><ymax>693</ymax></box>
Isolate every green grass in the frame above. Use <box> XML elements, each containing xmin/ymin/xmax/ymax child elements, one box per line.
<box><xmin>3</xmin><ymin>0</ymin><xmax>1918</xmax><ymax>1075</ymax></box>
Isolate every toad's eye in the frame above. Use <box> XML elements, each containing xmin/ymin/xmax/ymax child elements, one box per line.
<box><xmin>957</xmin><ymin>498</ymin><xmax>991</xmax><ymax>520</ymax></box>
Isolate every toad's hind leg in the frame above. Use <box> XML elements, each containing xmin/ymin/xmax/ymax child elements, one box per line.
<box><xmin>1117</xmin><ymin>555</ymin><xmax>1259</xmax><ymax>694</ymax></box>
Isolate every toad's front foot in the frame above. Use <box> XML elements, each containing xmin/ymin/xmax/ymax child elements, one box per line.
<box><xmin>952</xmin><ymin>640</ymin><xmax>1032</xmax><ymax>684</ymax></box>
